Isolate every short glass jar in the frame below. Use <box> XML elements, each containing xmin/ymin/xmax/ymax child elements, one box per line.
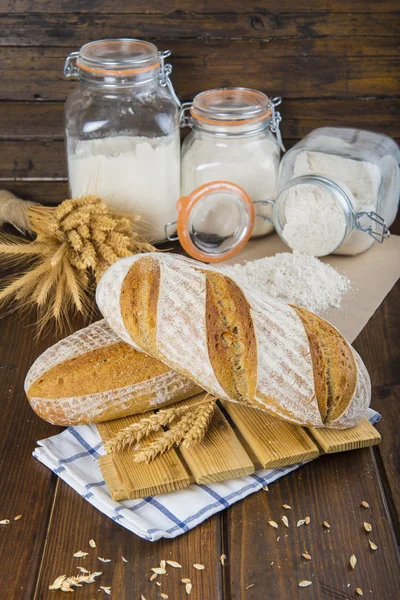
<box><xmin>180</xmin><ymin>88</ymin><xmax>283</xmax><ymax>238</ymax></box>
<box><xmin>277</xmin><ymin>127</ymin><xmax>400</xmax><ymax>255</ymax></box>
<box><xmin>64</xmin><ymin>38</ymin><xmax>181</xmax><ymax>242</ymax></box>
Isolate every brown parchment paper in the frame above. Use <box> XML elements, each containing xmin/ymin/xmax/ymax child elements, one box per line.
<box><xmin>222</xmin><ymin>233</ymin><xmax>400</xmax><ymax>343</ymax></box>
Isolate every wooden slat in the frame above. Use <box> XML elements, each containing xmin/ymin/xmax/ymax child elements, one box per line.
<box><xmin>0</xmin><ymin>47</ymin><xmax>399</xmax><ymax>101</ymax></box>
<box><xmin>169</xmin><ymin>395</ymin><xmax>255</xmax><ymax>484</ymax></box>
<box><xmin>98</xmin><ymin>414</ymin><xmax>192</xmax><ymax>500</ymax></box>
<box><xmin>1</xmin><ymin>99</ymin><xmax>400</xmax><ymax>142</ymax></box>
<box><xmin>0</xmin><ymin>13</ymin><xmax>398</xmax><ymax>46</ymax></box>
<box><xmin>1</xmin><ymin>0</ymin><xmax>398</xmax><ymax>14</ymax></box>
<box><xmin>222</xmin><ymin>401</ymin><xmax>320</xmax><ymax>469</ymax></box>
<box><xmin>308</xmin><ymin>417</ymin><xmax>381</xmax><ymax>453</ymax></box>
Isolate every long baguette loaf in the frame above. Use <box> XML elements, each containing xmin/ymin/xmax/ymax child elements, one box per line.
<box><xmin>96</xmin><ymin>253</ymin><xmax>371</xmax><ymax>429</ymax></box>
<box><xmin>25</xmin><ymin>319</ymin><xmax>201</xmax><ymax>425</ymax></box>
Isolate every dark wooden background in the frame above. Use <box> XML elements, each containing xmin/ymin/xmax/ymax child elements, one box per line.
<box><xmin>0</xmin><ymin>3</ymin><xmax>400</xmax><ymax>600</ymax></box>
<box><xmin>0</xmin><ymin>0</ymin><xmax>399</xmax><ymax>207</ymax></box>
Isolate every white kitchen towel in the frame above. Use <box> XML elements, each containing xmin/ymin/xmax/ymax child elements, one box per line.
<box><xmin>33</xmin><ymin>408</ymin><xmax>380</xmax><ymax>542</ymax></box>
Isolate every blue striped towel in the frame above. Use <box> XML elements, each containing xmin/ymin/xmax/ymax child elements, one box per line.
<box><xmin>33</xmin><ymin>408</ymin><xmax>380</xmax><ymax>542</ymax></box>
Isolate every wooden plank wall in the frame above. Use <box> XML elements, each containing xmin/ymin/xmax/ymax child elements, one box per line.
<box><xmin>0</xmin><ymin>0</ymin><xmax>399</xmax><ymax>207</ymax></box>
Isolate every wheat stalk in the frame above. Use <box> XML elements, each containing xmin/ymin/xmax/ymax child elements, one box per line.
<box><xmin>49</xmin><ymin>571</ymin><xmax>102</xmax><ymax>592</ymax></box>
<box><xmin>0</xmin><ymin>194</ymin><xmax>156</xmax><ymax>331</ymax></box>
<box><xmin>182</xmin><ymin>400</ymin><xmax>216</xmax><ymax>447</ymax></box>
<box><xmin>133</xmin><ymin>410</ymin><xmax>200</xmax><ymax>464</ymax></box>
<box><xmin>104</xmin><ymin>395</ymin><xmax>216</xmax><ymax>455</ymax></box>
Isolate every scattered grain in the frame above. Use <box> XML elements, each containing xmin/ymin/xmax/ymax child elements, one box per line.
<box><xmin>304</xmin><ymin>516</ymin><xmax>311</xmax><ymax>525</ymax></box>
<box><xmin>281</xmin><ymin>516</ymin><xmax>289</xmax><ymax>528</ymax></box>
<box><xmin>77</xmin><ymin>567</ymin><xmax>89</xmax><ymax>574</ymax></box>
<box><xmin>181</xmin><ymin>578</ymin><xmax>191</xmax><ymax>584</ymax></box>
<box><xmin>350</xmin><ymin>554</ymin><xmax>357</xmax><ymax>569</ymax></box>
<box><xmin>73</xmin><ymin>551</ymin><xmax>88</xmax><ymax>558</ymax></box>
<box><xmin>276</xmin><ymin>537</ymin><xmax>280</xmax><ymax>542</ymax></box>
<box><xmin>98</xmin><ymin>557</ymin><xmax>111</xmax><ymax>563</ymax></box>
<box><xmin>299</xmin><ymin>580</ymin><xmax>312</xmax><ymax>587</ymax></box>
<box><xmin>368</xmin><ymin>540</ymin><xmax>378</xmax><ymax>551</ymax></box>
<box><xmin>141</xmin><ymin>595</ymin><xmax>147</xmax><ymax>600</ymax></box>
<box><xmin>323</xmin><ymin>521</ymin><xmax>330</xmax><ymax>529</ymax></box>
<box><xmin>185</xmin><ymin>582</ymin><xmax>192</xmax><ymax>595</ymax></box>
<box><xmin>263</xmin><ymin>486</ymin><xmax>269</xmax><ymax>491</ymax></box>
<box><xmin>149</xmin><ymin>573</ymin><xmax>158</xmax><ymax>581</ymax></box>
<box><xmin>364</xmin><ymin>522</ymin><xmax>372</xmax><ymax>532</ymax></box>
<box><xmin>220</xmin><ymin>554</ymin><xmax>226</xmax><ymax>566</ymax></box>
<box><xmin>89</xmin><ymin>539</ymin><xmax>96</xmax><ymax>548</ymax></box>
<box><xmin>160</xmin><ymin>559</ymin><xmax>166</xmax><ymax>570</ymax></box>
<box><xmin>297</xmin><ymin>520</ymin><xmax>305</xmax><ymax>527</ymax></box>
<box><xmin>283</xmin><ymin>504</ymin><xmax>292</xmax><ymax>510</ymax></box>
<box><xmin>122</xmin><ymin>556</ymin><xmax>128</xmax><ymax>563</ymax></box>
<box><xmin>14</xmin><ymin>515</ymin><xmax>22</xmax><ymax>521</ymax></box>
<box><xmin>156</xmin><ymin>582</ymin><xmax>161</xmax><ymax>587</ymax></box>
<box><xmin>0</xmin><ymin>520</ymin><xmax>10</xmax><ymax>525</ymax></box>
<box><xmin>166</xmin><ymin>560</ymin><xmax>182</xmax><ymax>568</ymax></box>
<box><xmin>361</xmin><ymin>501</ymin><xmax>369</xmax><ymax>509</ymax></box>
<box><xmin>302</xmin><ymin>553</ymin><xmax>312</xmax><ymax>561</ymax></box>
<box><xmin>193</xmin><ymin>563</ymin><xmax>205</xmax><ymax>570</ymax></box>
<box><xmin>161</xmin><ymin>594</ymin><xmax>169</xmax><ymax>599</ymax></box>
<box><xmin>245</xmin><ymin>584</ymin><xmax>255</xmax><ymax>590</ymax></box>
<box><xmin>151</xmin><ymin>567</ymin><xmax>166</xmax><ymax>575</ymax></box>
<box><xmin>100</xmin><ymin>586</ymin><xmax>111</xmax><ymax>595</ymax></box>
<box><xmin>356</xmin><ymin>588</ymin><xmax>363</xmax><ymax>596</ymax></box>
<box><xmin>269</xmin><ymin>520</ymin><xmax>279</xmax><ymax>529</ymax></box>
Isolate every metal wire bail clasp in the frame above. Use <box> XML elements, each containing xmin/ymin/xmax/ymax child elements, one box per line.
<box><xmin>254</xmin><ymin>199</ymin><xmax>275</xmax><ymax>223</ymax></box>
<box><xmin>158</xmin><ymin>50</ymin><xmax>181</xmax><ymax>107</ymax></box>
<box><xmin>64</xmin><ymin>51</ymin><xmax>80</xmax><ymax>78</ymax></box>
<box><xmin>355</xmin><ymin>211</ymin><xmax>390</xmax><ymax>243</ymax></box>
<box><xmin>179</xmin><ymin>102</ymin><xmax>193</xmax><ymax>128</ymax></box>
<box><xmin>164</xmin><ymin>221</ymin><xmax>179</xmax><ymax>241</ymax></box>
<box><xmin>269</xmin><ymin>96</ymin><xmax>285</xmax><ymax>152</ymax></box>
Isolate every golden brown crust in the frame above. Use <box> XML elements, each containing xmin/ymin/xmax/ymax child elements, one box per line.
<box><xmin>120</xmin><ymin>255</ymin><xmax>160</xmax><ymax>354</ymax></box>
<box><xmin>27</xmin><ymin>341</ymin><xmax>169</xmax><ymax>400</ymax></box>
<box><xmin>291</xmin><ymin>305</ymin><xmax>357</xmax><ymax>424</ymax></box>
<box><xmin>205</xmin><ymin>271</ymin><xmax>257</xmax><ymax>403</ymax></box>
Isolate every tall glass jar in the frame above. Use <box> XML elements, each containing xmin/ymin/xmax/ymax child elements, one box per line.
<box><xmin>181</xmin><ymin>88</ymin><xmax>283</xmax><ymax>238</ymax></box>
<box><xmin>64</xmin><ymin>38</ymin><xmax>181</xmax><ymax>243</ymax></box>
<box><xmin>277</xmin><ymin>127</ymin><xmax>400</xmax><ymax>255</ymax></box>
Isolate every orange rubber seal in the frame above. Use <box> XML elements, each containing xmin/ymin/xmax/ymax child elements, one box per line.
<box><xmin>76</xmin><ymin>59</ymin><xmax>160</xmax><ymax>76</ymax></box>
<box><xmin>176</xmin><ymin>181</ymin><xmax>255</xmax><ymax>263</ymax></box>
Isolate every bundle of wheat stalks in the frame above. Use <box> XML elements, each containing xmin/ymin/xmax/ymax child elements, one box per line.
<box><xmin>0</xmin><ymin>194</ymin><xmax>155</xmax><ymax>331</ymax></box>
<box><xmin>104</xmin><ymin>396</ymin><xmax>217</xmax><ymax>463</ymax></box>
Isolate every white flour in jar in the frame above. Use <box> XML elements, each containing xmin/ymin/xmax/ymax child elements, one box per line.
<box><xmin>68</xmin><ymin>133</ymin><xmax>180</xmax><ymax>242</ymax></box>
<box><xmin>222</xmin><ymin>251</ymin><xmax>351</xmax><ymax>314</ymax></box>
<box><xmin>181</xmin><ymin>135</ymin><xmax>279</xmax><ymax>237</ymax></box>
<box><xmin>280</xmin><ymin>182</ymin><xmax>347</xmax><ymax>256</ymax></box>
<box><xmin>291</xmin><ymin>149</ymin><xmax>382</xmax><ymax>255</ymax></box>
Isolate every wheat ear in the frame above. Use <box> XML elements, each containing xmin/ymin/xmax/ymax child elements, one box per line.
<box><xmin>132</xmin><ymin>410</ymin><xmax>200</xmax><ymax>464</ymax></box>
<box><xmin>182</xmin><ymin>400</ymin><xmax>216</xmax><ymax>447</ymax></box>
<box><xmin>104</xmin><ymin>405</ymin><xmax>192</xmax><ymax>454</ymax></box>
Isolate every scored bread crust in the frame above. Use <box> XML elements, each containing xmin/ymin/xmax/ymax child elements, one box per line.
<box><xmin>25</xmin><ymin>319</ymin><xmax>201</xmax><ymax>426</ymax></box>
<box><xmin>97</xmin><ymin>253</ymin><xmax>371</xmax><ymax>429</ymax></box>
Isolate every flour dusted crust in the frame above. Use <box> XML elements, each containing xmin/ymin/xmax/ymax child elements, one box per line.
<box><xmin>97</xmin><ymin>252</ymin><xmax>371</xmax><ymax>428</ymax></box>
<box><xmin>25</xmin><ymin>319</ymin><xmax>201</xmax><ymax>425</ymax></box>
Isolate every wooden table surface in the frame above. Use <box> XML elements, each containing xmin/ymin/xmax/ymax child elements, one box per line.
<box><xmin>0</xmin><ymin>252</ymin><xmax>399</xmax><ymax>600</ymax></box>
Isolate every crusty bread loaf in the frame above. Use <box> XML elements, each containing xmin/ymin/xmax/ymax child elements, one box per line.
<box><xmin>96</xmin><ymin>253</ymin><xmax>371</xmax><ymax>429</ymax></box>
<box><xmin>25</xmin><ymin>319</ymin><xmax>201</xmax><ymax>425</ymax></box>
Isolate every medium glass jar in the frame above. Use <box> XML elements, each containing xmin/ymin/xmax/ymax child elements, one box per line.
<box><xmin>180</xmin><ymin>88</ymin><xmax>283</xmax><ymax>238</ymax></box>
<box><xmin>277</xmin><ymin>127</ymin><xmax>400</xmax><ymax>255</ymax></box>
<box><xmin>64</xmin><ymin>38</ymin><xmax>181</xmax><ymax>243</ymax></box>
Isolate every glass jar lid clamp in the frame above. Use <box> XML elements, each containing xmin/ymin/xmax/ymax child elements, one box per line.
<box><xmin>64</xmin><ymin>39</ymin><xmax>181</xmax><ymax>105</ymax></box>
<box><xmin>179</xmin><ymin>89</ymin><xmax>285</xmax><ymax>151</ymax></box>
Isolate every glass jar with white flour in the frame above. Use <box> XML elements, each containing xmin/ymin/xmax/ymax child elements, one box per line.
<box><xmin>64</xmin><ymin>39</ymin><xmax>181</xmax><ymax>242</ymax></box>
<box><xmin>276</xmin><ymin>127</ymin><xmax>400</xmax><ymax>255</ymax></box>
<box><xmin>180</xmin><ymin>88</ymin><xmax>284</xmax><ymax>238</ymax></box>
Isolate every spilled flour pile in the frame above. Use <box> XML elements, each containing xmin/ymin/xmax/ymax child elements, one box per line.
<box><xmin>221</xmin><ymin>251</ymin><xmax>351</xmax><ymax>315</ymax></box>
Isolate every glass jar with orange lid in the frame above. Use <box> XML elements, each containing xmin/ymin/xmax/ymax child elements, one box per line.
<box><xmin>64</xmin><ymin>38</ymin><xmax>181</xmax><ymax>242</ymax></box>
<box><xmin>180</xmin><ymin>88</ymin><xmax>284</xmax><ymax>238</ymax></box>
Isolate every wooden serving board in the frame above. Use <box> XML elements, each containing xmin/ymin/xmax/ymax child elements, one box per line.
<box><xmin>97</xmin><ymin>394</ymin><xmax>381</xmax><ymax>501</ymax></box>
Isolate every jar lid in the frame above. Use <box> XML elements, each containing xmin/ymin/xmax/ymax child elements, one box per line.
<box><xmin>76</xmin><ymin>39</ymin><xmax>160</xmax><ymax>76</ymax></box>
<box><xmin>190</xmin><ymin>88</ymin><xmax>272</xmax><ymax>127</ymax></box>
<box><xmin>176</xmin><ymin>181</ymin><xmax>255</xmax><ymax>262</ymax></box>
